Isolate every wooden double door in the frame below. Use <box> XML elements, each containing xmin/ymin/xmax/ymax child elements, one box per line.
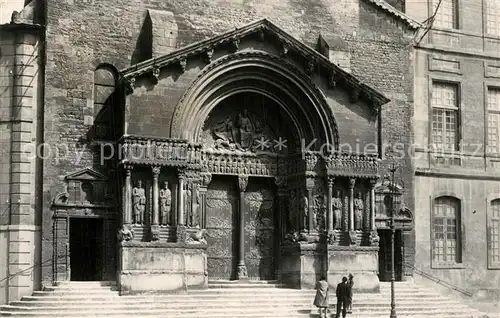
<box><xmin>205</xmin><ymin>176</ymin><xmax>276</xmax><ymax>280</ymax></box>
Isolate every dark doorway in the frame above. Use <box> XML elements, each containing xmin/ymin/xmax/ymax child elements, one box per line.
<box><xmin>70</xmin><ymin>217</ymin><xmax>103</xmax><ymax>281</ymax></box>
<box><xmin>378</xmin><ymin>229</ymin><xmax>403</xmax><ymax>282</ymax></box>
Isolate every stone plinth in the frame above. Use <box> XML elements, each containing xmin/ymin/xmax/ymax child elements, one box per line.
<box><xmin>281</xmin><ymin>243</ymin><xmax>327</xmax><ymax>289</ymax></box>
<box><xmin>327</xmin><ymin>246</ymin><xmax>380</xmax><ymax>293</ymax></box>
<box><xmin>118</xmin><ymin>242</ymin><xmax>207</xmax><ymax>295</ymax></box>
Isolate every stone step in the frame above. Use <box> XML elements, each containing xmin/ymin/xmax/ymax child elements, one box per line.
<box><xmin>13</xmin><ymin>297</ymin><xmax>463</xmax><ymax>306</ymax></box>
<box><xmin>0</xmin><ymin>305</ymin><xmax>485</xmax><ymax>315</ymax></box>
<box><xmin>0</xmin><ymin>313</ymin><xmax>481</xmax><ymax>318</ymax></box>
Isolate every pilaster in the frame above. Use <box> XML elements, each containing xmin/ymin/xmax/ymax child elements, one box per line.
<box><xmin>150</xmin><ymin>166</ymin><xmax>160</xmax><ymax>241</ymax></box>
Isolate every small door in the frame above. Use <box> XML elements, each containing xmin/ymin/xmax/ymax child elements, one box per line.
<box><xmin>205</xmin><ymin>177</ymin><xmax>238</xmax><ymax>280</ymax></box>
<box><xmin>69</xmin><ymin>217</ymin><xmax>103</xmax><ymax>281</ymax></box>
<box><xmin>244</xmin><ymin>178</ymin><xmax>276</xmax><ymax>280</ymax></box>
<box><xmin>378</xmin><ymin>229</ymin><xmax>403</xmax><ymax>282</ymax></box>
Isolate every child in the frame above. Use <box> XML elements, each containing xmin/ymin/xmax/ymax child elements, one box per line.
<box><xmin>314</xmin><ymin>275</ymin><xmax>329</xmax><ymax>318</ymax></box>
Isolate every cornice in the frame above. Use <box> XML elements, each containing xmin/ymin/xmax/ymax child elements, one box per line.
<box><xmin>363</xmin><ymin>0</ymin><xmax>421</xmax><ymax>30</ymax></box>
<box><xmin>119</xmin><ymin>19</ymin><xmax>390</xmax><ymax>107</ymax></box>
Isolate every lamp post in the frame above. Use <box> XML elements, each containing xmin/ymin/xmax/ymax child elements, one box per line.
<box><xmin>389</xmin><ymin>163</ymin><xmax>398</xmax><ymax>318</ymax></box>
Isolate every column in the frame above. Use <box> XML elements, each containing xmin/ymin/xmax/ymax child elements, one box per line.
<box><xmin>150</xmin><ymin>166</ymin><xmax>160</xmax><ymax>241</ymax></box>
<box><xmin>349</xmin><ymin>178</ymin><xmax>356</xmax><ymax>231</ymax></box>
<box><xmin>327</xmin><ymin>177</ymin><xmax>334</xmax><ymax>233</ymax></box>
<box><xmin>199</xmin><ymin>173</ymin><xmax>212</xmax><ymax>227</ymax></box>
<box><xmin>123</xmin><ymin>165</ymin><xmax>133</xmax><ymax>225</ymax></box>
<box><xmin>177</xmin><ymin>170</ymin><xmax>185</xmax><ymax>226</ymax></box>
<box><xmin>306</xmin><ymin>177</ymin><xmax>315</xmax><ymax>233</ymax></box>
<box><xmin>370</xmin><ymin>178</ymin><xmax>377</xmax><ymax>231</ymax></box>
<box><xmin>237</xmin><ymin>176</ymin><xmax>249</xmax><ymax>280</ymax></box>
<box><xmin>152</xmin><ymin>167</ymin><xmax>160</xmax><ymax>225</ymax></box>
<box><xmin>274</xmin><ymin>176</ymin><xmax>287</xmax><ymax>243</ymax></box>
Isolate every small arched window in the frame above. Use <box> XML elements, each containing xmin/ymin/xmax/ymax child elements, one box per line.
<box><xmin>488</xmin><ymin>199</ymin><xmax>500</xmax><ymax>268</ymax></box>
<box><xmin>432</xmin><ymin>196</ymin><xmax>462</xmax><ymax>266</ymax></box>
<box><xmin>92</xmin><ymin>66</ymin><xmax>116</xmax><ymax>140</ymax></box>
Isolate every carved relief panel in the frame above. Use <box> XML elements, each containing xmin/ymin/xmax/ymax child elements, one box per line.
<box><xmin>312</xmin><ymin>178</ymin><xmax>326</xmax><ymax>231</ymax></box>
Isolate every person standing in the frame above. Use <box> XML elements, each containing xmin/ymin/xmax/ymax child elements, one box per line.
<box><xmin>347</xmin><ymin>273</ymin><xmax>354</xmax><ymax>313</ymax></box>
<box><xmin>335</xmin><ymin>276</ymin><xmax>350</xmax><ymax>318</ymax></box>
<box><xmin>314</xmin><ymin>276</ymin><xmax>329</xmax><ymax>318</ymax></box>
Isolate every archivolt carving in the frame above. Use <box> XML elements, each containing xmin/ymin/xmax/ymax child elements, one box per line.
<box><xmin>170</xmin><ymin>51</ymin><xmax>339</xmax><ymax>147</ymax></box>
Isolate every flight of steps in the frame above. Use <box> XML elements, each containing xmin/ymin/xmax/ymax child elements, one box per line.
<box><xmin>0</xmin><ymin>280</ymin><xmax>490</xmax><ymax>317</ymax></box>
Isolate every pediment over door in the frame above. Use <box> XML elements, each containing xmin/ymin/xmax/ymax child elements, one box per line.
<box><xmin>52</xmin><ymin>168</ymin><xmax>113</xmax><ymax>210</ymax></box>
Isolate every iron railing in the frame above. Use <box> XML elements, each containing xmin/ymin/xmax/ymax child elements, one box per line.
<box><xmin>404</xmin><ymin>262</ymin><xmax>473</xmax><ymax>297</ymax></box>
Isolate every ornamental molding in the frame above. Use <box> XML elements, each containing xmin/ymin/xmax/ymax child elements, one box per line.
<box><xmin>119</xmin><ymin>19</ymin><xmax>389</xmax><ymax>109</ymax></box>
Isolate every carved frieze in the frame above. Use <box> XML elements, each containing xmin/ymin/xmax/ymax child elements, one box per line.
<box><xmin>325</xmin><ymin>152</ymin><xmax>378</xmax><ymax>178</ymax></box>
<box><xmin>120</xmin><ymin>138</ymin><xmax>200</xmax><ymax>166</ymax></box>
<box><xmin>203</xmin><ymin>152</ymin><xmax>278</xmax><ymax>177</ymax></box>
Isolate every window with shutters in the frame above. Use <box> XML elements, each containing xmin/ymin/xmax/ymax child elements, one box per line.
<box><xmin>432</xmin><ymin>196</ymin><xmax>462</xmax><ymax>268</ymax></box>
<box><xmin>489</xmin><ymin>199</ymin><xmax>500</xmax><ymax>269</ymax></box>
<box><xmin>431</xmin><ymin>82</ymin><xmax>460</xmax><ymax>152</ymax></box>
<box><xmin>486</xmin><ymin>0</ymin><xmax>500</xmax><ymax>36</ymax></box>
<box><xmin>431</xmin><ymin>0</ymin><xmax>459</xmax><ymax>29</ymax></box>
<box><xmin>487</xmin><ymin>88</ymin><xmax>500</xmax><ymax>154</ymax></box>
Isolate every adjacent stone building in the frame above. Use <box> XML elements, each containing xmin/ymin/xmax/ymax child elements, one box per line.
<box><xmin>408</xmin><ymin>0</ymin><xmax>500</xmax><ymax>302</ymax></box>
<box><xmin>0</xmin><ymin>0</ymin><xmax>418</xmax><ymax>303</ymax></box>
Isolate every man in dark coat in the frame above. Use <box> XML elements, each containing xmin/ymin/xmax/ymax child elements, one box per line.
<box><xmin>335</xmin><ymin>276</ymin><xmax>350</xmax><ymax>318</ymax></box>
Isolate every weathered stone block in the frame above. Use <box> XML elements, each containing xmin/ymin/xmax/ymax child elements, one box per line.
<box><xmin>281</xmin><ymin>243</ymin><xmax>326</xmax><ymax>289</ymax></box>
<box><xmin>118</xmin><ymin>243</ymin><xmax>207</xmax><ymax>294</ymax></box>
<box><xmin>327</xmin><ymin>246</ymin><xmax>380</xmax><ymax>293</ymax></box>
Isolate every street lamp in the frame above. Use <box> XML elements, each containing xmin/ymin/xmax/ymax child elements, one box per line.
<box><xmin>388</xmin><ymin>163</ymin><xmax>398</xmax><ymax>318</ymax></box>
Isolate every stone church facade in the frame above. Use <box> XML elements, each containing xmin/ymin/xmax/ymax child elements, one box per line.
<box><xmin>0</xmin><ymin>0</ymin><xmax>418</xmax><ymax>302</ymax></box>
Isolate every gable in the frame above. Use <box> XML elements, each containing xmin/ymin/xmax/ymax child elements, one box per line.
<box><xmin>64</xmin><ymin>168</ymin><xmax>108</xmax><ymax>181</ymax></box>
<box><xmin>120</xmin><ymin>19</ymin><xmax>390</xmax><ymax>111</ymax></box>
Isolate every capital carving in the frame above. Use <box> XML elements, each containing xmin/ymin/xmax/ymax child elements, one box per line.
<box><xmin>280</xmin><ymin>41</ymin><xmax>289</xmax><ymax>57</ymax></box>
<box><xmin>179</xmin><ymin>59</ymin><xmax>187</xmax><ymax>72</ymax></box>
<box><xmin>305</xmin><ymin>59</ymin><xmax>315</xmax><ymax>76</ymax></box>
<box><xmin>350</xmin><ymin>87</ymin><xmax>360</xmax><ymax>103</ymax></box>
<box><xmin>238</xmin><ymin>176</ymin><xmax>249</xmax><ymax>192</ymax></box>
<box><xmin>204</xmin><ymin>48</ymin><xmax>214</xmax><ymax>64</ymax></box>
<box><xmin>201</xmin><ymin>173</ymin><xmax>212</xmax><ymax>187</ymax></box>
<box><xmin>178</xmin><ymin>169</ymin><xmax>186</xmax><ymax>181</ymax></box>
<box><xmin>369</xmin><ymin>177</ymin><xmax>378</xmax><ymax>189</ymax></box>
<box><xmin>117</xmin><ymin>225</ymin><xmax>134</xmax><ymax>242</ymax></box>
<box><xmin>125</xmin><ymin>77</ymin><xmax>135</xmax><ymax>95</ymax></box>
<box><xmin>124</xmin><ymin>164</ymin><xmax>133</xmax><ymax>177</ymax></box>
<box><xmin>152</xmin><ymin>166</ymin><xmax>161</xmax><ymax>176</ymax></box>
<box><xmin>329</xmin><ymin>71</ymin><xmax>337</xmax><ymax>88</ymax></box>
<box><xmin>274</xmin><ymin>176</ymin><xmax>286</xmax><ymax>188</ymax></box>
<box><xmin>371</xmin><ymin>100</ymin><xmax>381</xmax><ymax>117</ymax></box>
<box><xmin>327</xmin><ymin>176</ymin><xmax>335</xmax><ymax>187</ymax></box>
<box><xmin>349</xmin><ymin>178</ymin><xmax>356</xmax><ymax>189</ymax></box>
<box><xmin>231</xmin><ymin>39</ymin><xmax>240</xmax><ymax>52</ymax></box>
<box><xmin>258</xmin><ymin>29</ymin><xmax>265</xmax><ymax>42</ymax></box>
<box><xmin>152</xmin><ymin>66</ymin><xmax>160</xmax><ymax>84</ymax></box>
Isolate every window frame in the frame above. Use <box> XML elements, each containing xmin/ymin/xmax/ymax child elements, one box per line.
<box><xmin>429</xmin><ymin>79</ymin><xmax>462</xmax><ymax>153</ymax></box>
<box><xmin>487</xmin><ymin>194</ymin><xmax>500</xmax><ymax>269</ymax></box>
<box><xmin>486</xmin><ymin>86</ymin><xmax>500</xmax><ymax>155</ymax></box>
<box><xmin>429</xmin><ymin>0</ymin><xmax>460</xmax><ymax>30</ymax></box>
<box><xmin>485</xmin><ymin>0</ymin><xmax>500</xmax><ymax>37</ymax></box>
<box><xmin>430</xmin><ymin>193</ymin><xmax>464</xmax><ymax>269</ymax></box>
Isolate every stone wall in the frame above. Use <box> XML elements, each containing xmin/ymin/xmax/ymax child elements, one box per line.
<box><xmin>0</xmin><ymin>24</ymin><xmax>43</xmax><ymax>304</ymax></box>
<box><xmin>42</xmin><ymin>0</ymin><xmax>416</xmax><ymax>287</ymax></box>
